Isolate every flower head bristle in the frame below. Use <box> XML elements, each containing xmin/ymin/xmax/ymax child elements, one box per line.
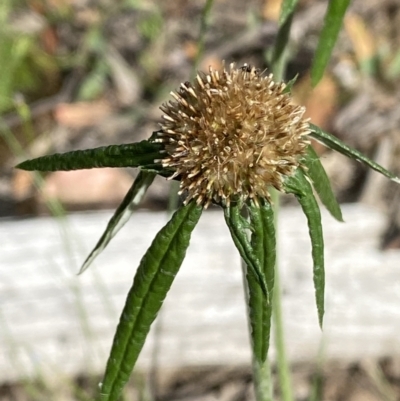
<box><xmin>157</xmin><ymin>63</ymin><xmax>310</xmax><ymax>208</ymax></box>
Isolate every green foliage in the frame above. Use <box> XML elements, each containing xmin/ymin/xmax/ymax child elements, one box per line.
<box><xmin>279</xmin><ymin>0</ymin><xmax>300</xmax><ymax>25</ymax></box>
<box><xmin>310</xmin><ymin>124</ymin><xmax>400</xmax><ymax>183</ymax></box>
<box><xmin>80</xmin><ymin>171</ymin><xmax>156</xmax><ymax>274</ymax></box>
<box><xmin>386</xmin><ymin>49</ymin><xmax>400</xmax><ymax>80</ymax></box>
<box><xmin>0</xmin><ymin>1</ymin><xmax>60</xmax><ymax>113</ymax></box>
<box><xmin>247</xmin><ymin>200</ymin><xmax>276</xmax><ymax>363</ymax></box>
<box><xmin>224</xmin><ymin>204</ymin><xmax>269</xmax><ymax>300</ymax></box>
<box><xmin>0</xmin><ymin>34</ymin><xmax>57</xmax><ymax>113</ymax></box>
<box><xmin>271</xmin><ymin>0</ymin><xmax>300</xmax><ymax>80</ymax></box>
<box><xmin>302</xmin><ymin>146</ymin><xmax>343</xmax><ymax>222</ymax></box>
<box><xmin>284</xmin><ymin>169</ymin><xmax>325</xmax><ymax>328</ymax></box>
<box><xmin>99</xmin><ymin>202</ymin><xmax>202</xmax><ymax>401</ymax></box>
<box><xmin>311</xmin><ymin>0</ymin><xmax>351</xmax><ymax>87</ymax></box>
<box><xmin>137</xmin><ymin>9</ymin><xmax>163</xmax><ymax>41</ymax></box>
<box><xmin>16</xmin><ymin>141</ymin><xmax>164</xmax><ymax>172</ymax></box>
<box><xmin>10</xmin><ymin>1</ymin><xmax>400</xmax><ymax>399</ymax></box>
<box><xmin>15</xmin><ymin>115</ymin><xmax>400</xmax><ymax>399</ymax></box>
<box><xmin>78</xmin><ymin>60</ymin><xmax>109</xmax><ymax>101</ymax></box>
<box><xmin>282</xmin><ymin>74</ymin><xmax>298</xmax><ymax>94</ymax></box>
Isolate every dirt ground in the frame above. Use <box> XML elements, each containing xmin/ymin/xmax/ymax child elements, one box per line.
<box><xmin>2</xmin><ymin>360</ymin><xmax>400</xmax><ymax>401</ymax></box>
<box><xmin>1</xmin><ymin>0</ymin><xmax>400</xmax><ymax>400</ymax></box>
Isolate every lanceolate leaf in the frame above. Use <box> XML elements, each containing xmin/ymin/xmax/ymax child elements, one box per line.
<box><xmin>224</xmin><ymin>205</ymin><xmax>269</xmax><ymax>300</ymax></box>
<box><xmin>16</xmin><ymin>141</ymin><xmax>163</xmax><ymax>172</ymax></box>
<box><xmin>99</xmin><ymin>202</ymin><xmax>202</xmax><ymax>401</ymax></box>
<box><xmin>302</xmin><ymin>145</ymin><xmax>343</xmax><ymax>222</ymax></box>
<box><xmin>284</xmin><ymin>169</ymin><xmax>325</xmax><ymax>328</ymax></box>
<box><xmin>311</xmin><ymin>0</ymin><xmax>351</xmax><ymax>87</ymax></box>
<box><xmin>79</xmin><ymin>171</ymin><xmax>156</xmax><ymax>274</ymax></box>
<box><xmin>310</xmin><ymin>123</ymin><xmax>400</xmax><ymax>183</ymax></box>
<box><xmin>247</xmin><ymin>199</ymin><xmax>276</xmax><ymax>363</ymax></box>
<box><xmin>279</xmin><ymin>0</ymin><xmax>300</xmax><ymax>25</ymax></box>
<box><xmin>271</xmin><ymin>6</ymin><xmax>294</xmax><ymax>79</ymax></box>
<box><xmin>282</xmin><ymin>74</ymin><xmax>299</xmax><ymax>94</ymax></box>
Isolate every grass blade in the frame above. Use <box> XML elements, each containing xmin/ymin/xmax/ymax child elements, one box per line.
<box><xmin>301</xmin><ymin>145</ymin><xmax>343</xmax><ymax>222</ymax></box>
<box><xmin>310</xmin><ymin>123</ymin><xmax>400</xmax><ymax>183</ymax></box>
<box><xmin>284</xmin><ymin>169</ymin><xmax>325</xmax><ymax>328</ymax></box>
<box><xmin>224</xmin><ymin>205</ymin><xmax>269</xmax><ymax>300</ymax></box>
<box><xmin>79</xmin><ymin>171</ymin><xmax>156</xmax><ymax>274</ymax></box>
<box><xmin>271</xmin><ymin>3</ymin><xmax>297</xmax><ymax>80</ymax></box>
<box><xmin>99</xmin><ymin>202</ymin><xmax>202</xmax><ymax>401</ymax></box>
<box><xmin>247</xmin><ymin>199</ymin><xmax>276</xmax><ymax>363</ymax></box>
<box><xmin>16</xmin><ymin>141</ymin><xmax>163</xmax><ymax>172</ymax></box>
<box><xmin>279</xmin><ymin>0</ymin><xmax>300</xmax><ymax>25</ymax></box>
<box><xmin>311</xmin><ymin>0</ymin><xmax>351</xmax><ymax>87</ymax></box>
<box><xmin>282</xmin><ymin>74</ymin><xmax>298</xmax><ymax>94</ymax></box>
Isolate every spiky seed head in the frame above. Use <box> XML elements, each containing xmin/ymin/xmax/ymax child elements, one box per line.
<box><xmin>156</xmin><ymin>63</ymin><xmax>310</xmax><ymax>208</ymax></box>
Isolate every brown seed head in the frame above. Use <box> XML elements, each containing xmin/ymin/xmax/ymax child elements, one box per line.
<box><xmin>156</xmin><ymin>63</ymin><xmax>310</xmax><ymax>207</ymax></box>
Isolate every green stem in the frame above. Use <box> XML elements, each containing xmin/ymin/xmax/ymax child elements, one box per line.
<box><xmin>268</xmin><ymin>2</ymin><xmax>297</xmax><ymax>398</ymax></box>
<box><xmin>253</xmin><ymin>358</ymin><xmax>274</xmax><ymax>401</ymax></box>
<box><xmin>270</xmin><ymin>13</ymin><xmax>293</xmax><ymax>81</ymax></box>
<box><xmin>271</xmin><ymin>189</ymin><xmax>294</xmax><ymax>401</ymax></box>
<box><xmin>167</xmin><ymin>181</ymin><xmax>181</xmax><ymax>212</ymax></box>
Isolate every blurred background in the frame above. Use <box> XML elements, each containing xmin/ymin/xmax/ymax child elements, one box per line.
<box><xmin>1</xmin><ymin>0</ymin><xmax>400</xmax><ymax>400</ymax></box>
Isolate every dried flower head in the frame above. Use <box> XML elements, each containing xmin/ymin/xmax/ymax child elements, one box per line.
<box><xmin>156</xmin><ymin>63</ymin><xmax>310</xmax><ymax>207</ymax></box>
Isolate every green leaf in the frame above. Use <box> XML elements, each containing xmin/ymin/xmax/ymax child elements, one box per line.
<box><xmin>311</xmin><ymin>0</ymin><xmax>351</xmax><ymax>87</ymax></box>
<box><xmin>224</xmin><ymin>204</ymin><xmax>269</xmax><ymax>300</ymax></box>
<box><xmin>282</xmin><ymin>74</ymin><xmax>299</xmax><ymax>94</ymax></box>
<box><xmin>279</xmin><ymin>0</ymin><xmax>300</xmax><ymax>25</ymax></box>
<box><xmin>79</xmin><ymin>171</ymin><xmax>156</xmax><ymax>274</ymax></box>
<box><xmin>270</xmin><ymin>0</ymin><xmax>299</xmax><ymax>81</ymax></box>
<box><xmin>78</xmin><ymin>60</ymin><xmax>109</xmax><ymax>101</ymax></box>
<box><xmin>247</xmin><ymin>199</ymin><xmax>275</xmax><ymax>363</ymax></box>
<box><xmin>99</xmin><ymin>201</ymin><xmax>202</xmax><ymax>401</ymax></box>
<box><xmin>301</xmin><ymin>145</ymin><xmax>343</xmax><ymax>222</ymax></box>
<box><xmin>271</xmin><ymin>8</ymin><xmax>294</xmax><ymax>80</ymax></box>
<box><xmin>284</xmin><ymin>168</ymin><xmax>325</xmax><ymax>328</ymax></box>
<box><xmin>16</xmin><ymin>141</ymin><xmax>163</xmax><ymax>172</ymax></box>
<box><xmin>309</xmin><ymin>123</ymin><xmax>400</xmax><ymax>183</ymax></box>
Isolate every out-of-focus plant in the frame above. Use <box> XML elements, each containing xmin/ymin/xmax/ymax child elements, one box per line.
<box><xmin>0</xmin><ymin>1</ymin><xmax>60</xmax><ymax>114</ymax></box>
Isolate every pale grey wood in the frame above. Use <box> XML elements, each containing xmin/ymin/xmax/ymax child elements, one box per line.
<box><xmin>0</xmin><ymin>204</ymin><xmax>400</xmax><ymax>383</ymax></box>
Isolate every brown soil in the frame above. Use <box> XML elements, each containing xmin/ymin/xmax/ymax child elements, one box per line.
<box><xmin>2</xmin><ymin>359</ymin><xmax>400</xmax><ymax>401</ymax></box>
